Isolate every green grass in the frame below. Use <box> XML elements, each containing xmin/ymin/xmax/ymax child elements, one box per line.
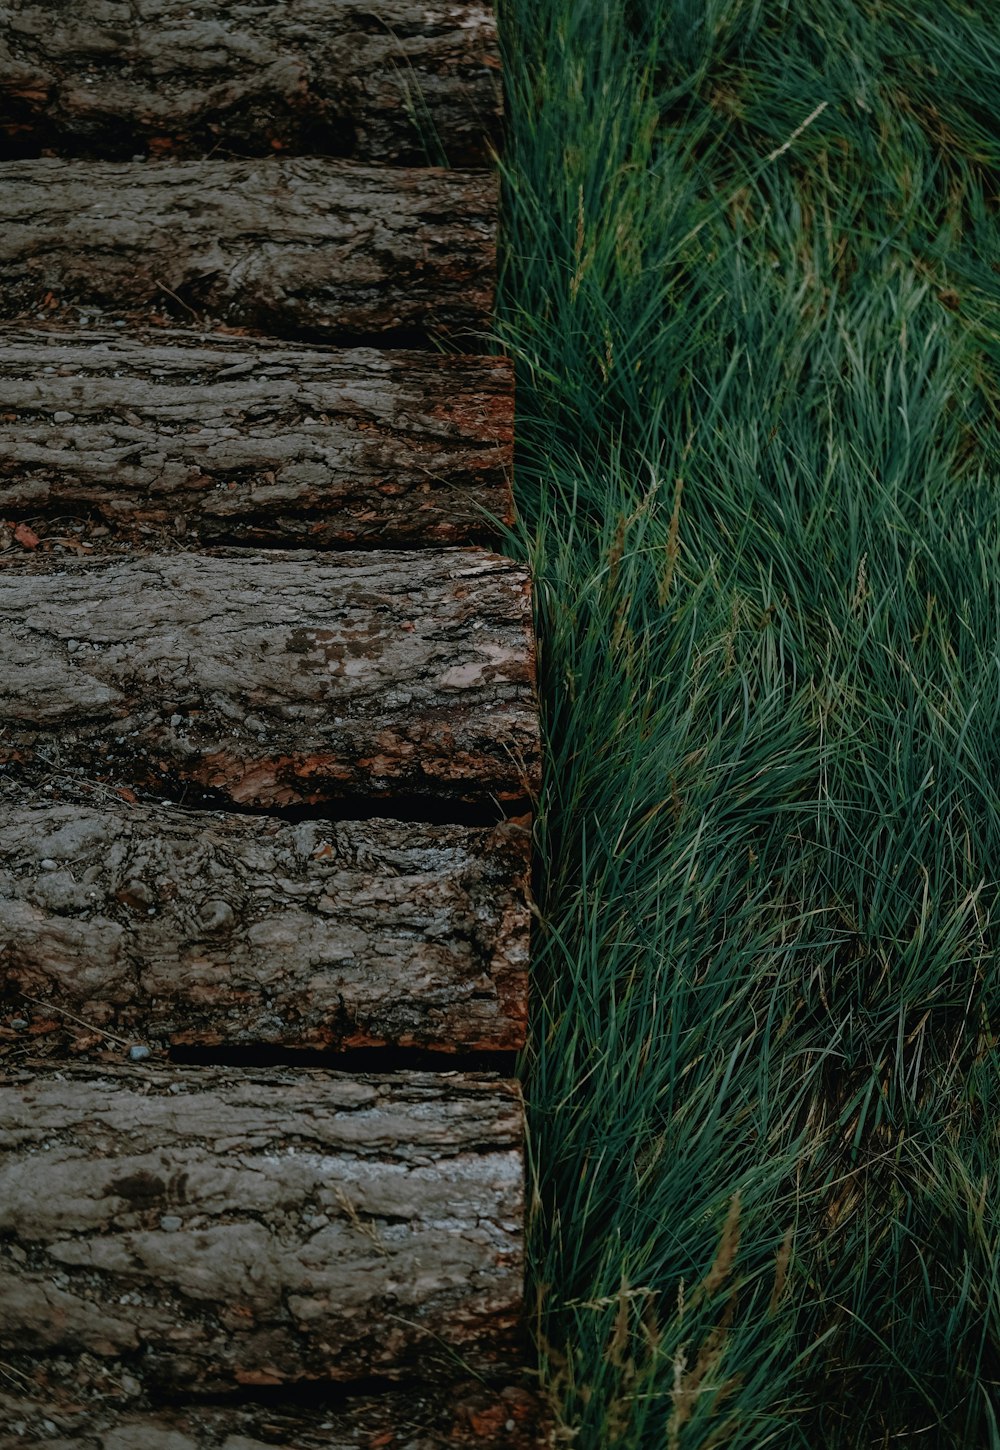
<box><xmin>495</xmin><ymin>2</ymin><xmax>1000</xmax><ymax>1443</ymax></box>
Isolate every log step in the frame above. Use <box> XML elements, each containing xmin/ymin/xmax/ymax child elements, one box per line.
<box><xmin>0</xmin><ymin>1384</ymin><xmax>544</xmax><ymax>1449</ymax></box>
<box><xmin>0</xmin><ymin>329</ymin><xmax>513</xmax><ymax>548</ymax></box>
<box><xmin>0</xmin><ymin>1065</ymin><xmax>524</xmax><ymax>1390</ymax></box>
<box><xmin>0</xmin><ymin>548</ymin><xmax>539</xmax><ymax>809</ymax></box>
<box><xmin>0</xmin><ymin>160</ymin><xmax>496</xmax><ymax>343</ymax></box>
<box><xmin>0</xmin><ymin>779</ymin><xmax>529</xmax><ymax>1054</ymax></box>
<box><xmin>0</xmin><ymin>3</ymin><xmax>538</xmax><ymax>1438</ymax></box>
<box><xmin>0</xmin><ymin>1</ymin><xmax>502</xmax><ymax>166</ymax></box>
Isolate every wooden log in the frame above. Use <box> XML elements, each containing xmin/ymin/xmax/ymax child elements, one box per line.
<box><xmin>0</xmin><ymin>549</ymin><xmax>539</xmax><ymax>808</ymax></box>
<box><xmin>0</xmin><ymin>1066</ymin><xmax>524</xmax><ymax>1390</ymax></box>
<box><xmin>0</xmin><ymin>329</ymin><xmax>513</xmax><ymax>547</ymax></box>
<box><xmin>0</xmin><ymin>160</ymin><xmax>496</xmax><ymax>342</ymax></box>
<box><xmin>0</xmin><ymin>1383</ymin><xmax>545</xmax><ymax>1449</ymax></box>
<box><xmin>0</xmin><ymin>1</ymin><xmax>502</xmax><ymax>167</ymax></box>
<box><xmin>0</xmin><ymin>779</ymin><xmax>530</xmax><ymax>1053</ymax></box>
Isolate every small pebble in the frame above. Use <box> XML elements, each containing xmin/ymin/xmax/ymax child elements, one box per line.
<box><xmin>128</xmin><ymin>1044</ymin><xmax>151</xmax><ymax>1062</ymax></box>
<box><xmin>39</xmin><ymin>858</ymin><xmax>58</xmax><ymax>871</ymax></box>
<box><xmin>11</xmin><ymin>1018</ymin><xmax>28</xmax><ymax>1031</ymax></box>
<box><xmin>67</xmin><ymin>639</ymin><xmax>80</xmax><ymax>652</ymax></box>
<box><xmin>52</xmin><ymin>410</ymin><xmax>74</xmax><ymax>423</ymax></box>
<box><xmin>505</xmin><ymin>1421</ymin><xmax>516</xmax><ymax>1433</ymax></box>
<box><xmin>170</xmin><ymin>713</ymin><xmax>183</xmax><ymax>727</ymax></box>
<box><xmin>159</xmin><ymin>1214</ymin><xmax>183</xmax><ymax>1232</ymax></box>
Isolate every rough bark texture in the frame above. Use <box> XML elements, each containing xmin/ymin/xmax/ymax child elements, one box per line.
<box><xmin>0</xmin><ymin>779</ymin><xmax>530</xmax><ymax>1052</ymax></box>
<box><xmin>0</xmin><ymin>160</ymin><xmax>496</xmax><ymax>342</ymax></box>
<box><xmin>0</xmin><ymin>1384</ymin><xmax>546</xmax><ymax>1449</ymax></box>
<box><xmin>0</xmin><ymin>1</ymin><xmax>502</xmax><ymax>166</ymax></box>
<box><xmin>0</xmin><ymin>1066</ymin><xmax>524</xmax><ymax>1389</ymax></box>
<box><xmin>0</xmin><ymin>548</ymin><xmax>538</xmax><ymax>808</ymax></box>
<box><xmin>0</xmin><ymin>329</ymin><xmax>513</xmax><ymax>546</ymax></box>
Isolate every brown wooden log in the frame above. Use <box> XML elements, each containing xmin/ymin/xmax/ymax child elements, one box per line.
<box><xmin>0</xmin><ymin>548</ymin><xmax>538</xmax><ymax>808</ymax></box>
<box><xmin>0</xmin><ymin>1</ymin><xmax>502</xmax><ymax>166</ymax></box>
<box><xmin>0</xmin><ymin>329</ymin><xmax>513</xmax><ymax>547</ymax></box>
<box><xmin>0</xmin><ymin>779</ymin><xmax>530</xmax><ymax>1053</ymax></box>
<box><xmin>0</xmin><ymin>1066</ymin><xmax>524</xmax><ymax>1390</ymax></box>
<box><xmin>0</xmin><ymin>160</ymin><xmax>496</xmax><ymax>342</ymax></box>
<box><xmin>0</xmin><ymin>1383</ymin><xmax>545</xmax><ymax>1450</ymax></box>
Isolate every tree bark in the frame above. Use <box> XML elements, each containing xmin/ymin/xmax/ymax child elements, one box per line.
<box><xmin>0</xmin><ymin>1</ymin><xmax>502</xmax><ymax>166</ymax></box>
<box><xmin>0</xmin><ymin>1383</ymin><xmax>545</xmax><ymax>1450</ymax></box>
<box><xmin>0</xmin><ymin>160</ymin><xmax>496</xmax><ymax>343</ymax></box>
<box><xmin>0</xmin><ymin>549</ymin><xmax>538</xmax><ymax>809</ymax></box>
<box><xmin>0</xmin><ymin>779</ymin><xmax>530</xmax><ymax>1053</ymax></box>
<box><xmin>0</xmin><ymin>329</ymin><xmax>513</xmax><ymax>546</ymax></box>
<box><xmin>0</xmin><ymin>1066</ymin><xmax>524</xmax><ymax>1390</ymax></box>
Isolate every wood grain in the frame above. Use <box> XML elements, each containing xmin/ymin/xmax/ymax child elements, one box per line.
<box><xmin>0</xmin><ymin>329</ymin><xmax>513</xmax><ymax>546</ymax></box>
<box><xmin>0</xmin><ymin>1066</ymin><xmax>525</xmax><ymax>1389</ymax></box>
<box><xmin>0</xmin><ymin>1384</ymin><xmax>545</xmax><ymax>1449</ymax></box>
<box><xmin>0</xmin><ymin>159</ymin><xmax>496</xmax><ymax>342</ymax></box>
<box><xmin>0</xmin><ymin>779</ymin><xmax>530</xmax><ymax>1052</ymax></box>
<box><xmin>0</xmin><ymin>548</ymin><xmax>539</xmax><ymax>809</ymax></box>
<box><xmin>0</xmin><ymin>1</ymin><xmax>502</xmax><ymax>165</ymax></box>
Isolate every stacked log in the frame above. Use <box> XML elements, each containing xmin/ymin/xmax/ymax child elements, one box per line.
<box><xmin>0</xmin><ymin>1387</ymin><xmax>542</xmax><ymax>1449</ymax></box>
<box><xmin>0</xmin><ymin>1</ymin><xmax>502</xmax><ymax>164</ymax></box>
<box><xmin>0</xmin><ymin>549</ymin><xmax>538</xmax><ymax>807</ymax></box>
<box><xmin>0</xmin><ymin>1</ymin><xmax>542</xmax><ymax>1444</ymax></box>
<box><xmin>0</xmin><ymin>780</ymin><xmax>530</xmax><ymax>1053</ymax></box>
<box><xmin>0</xmin><ymin>1068</ymin><xmax>524</xmax><ymax>1387</ymax></box>
<box><xmin>0</xmin><ymin>160</ymin><xmax>497</xmax><ymax>343</ymax></box>
<box><xmin>0</xmin><ymin>332</ymin><xmax>514</xmax><ymax>547</ymax></box>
